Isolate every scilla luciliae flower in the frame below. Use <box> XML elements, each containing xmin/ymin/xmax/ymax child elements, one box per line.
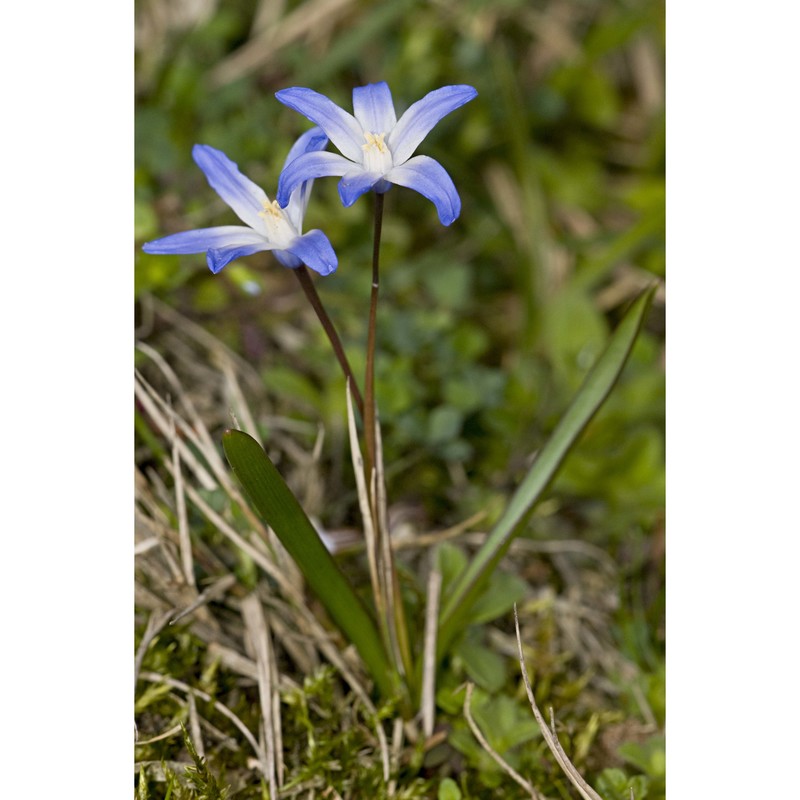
<box><xmin>275</xmin><ymin>82</ymin><xmax>477</xmax><ymax>226</ymax></box>
<box><xmin>142</xmin><ymin>128</ymin><xmax>337</xmax><ymax>276</ymax></box>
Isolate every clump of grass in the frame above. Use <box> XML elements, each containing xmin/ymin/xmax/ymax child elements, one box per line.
<box><xmin>135</xmin><ymin>302</ymin><xmax>663</xmax><ymax>798</ymax></box>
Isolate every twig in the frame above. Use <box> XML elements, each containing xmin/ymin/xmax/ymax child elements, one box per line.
<box><xmin>463</xmin><ymin>683</ymin><xmax>541</xmax><ymax>799</ymax></box>
<box><xmin>513</xmin><ymin>604</ymin><xmax>605</xmax><ymax>800</ymax></box>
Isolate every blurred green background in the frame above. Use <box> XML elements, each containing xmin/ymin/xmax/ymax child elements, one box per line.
<box><xmin>135</xmin><ymin>0</ymin><xmax>664</xmax><ymax>792</ymax></box>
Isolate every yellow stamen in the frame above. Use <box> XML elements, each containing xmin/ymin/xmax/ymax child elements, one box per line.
<box><xmin>362</xmin><ymin>131</ymin><xmax>388</xmax><ymax>154</ymax></box>
<box><xmin>258</xmin><ymin>199</ymin><xmax>283</xmax><ymax>220</ymax></box>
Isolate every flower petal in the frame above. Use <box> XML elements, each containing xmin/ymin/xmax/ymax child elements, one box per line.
<box><xmin>338</xmin><ymin>168</ymin><xmax>383</xmax><ymax>208</ymax></box>
<box><xmin>272</xmin><ymin>250</ymin><xmax>303</xmax><ymax>270</ymax></box>
<box><xmin>142</xmin><ymin>225</ymin><xmax>267</xmax><ymax>255</ymax></box>
<box><xmin>386</xmin><ymin>155</ymin><xmax>461</xmax><ymax>225</ymax></box>
<box><xmin>276</xmin><ymin>87</ymin><xmax>364</xmax><ymax>162</ymax></box>
<box><xmin>207</xmin><ymin>241</ymin><xmax>273</xmax><ymax>274</ymax></box>
<box><xmin>282</xmin><ymin>126</ymin><xmax>329</xmax><ymax>170</ymax></box>
<box><xmin>192</xmin><ymin>145</ymin><xmax>268</xmax><ymax>231</ymax></box>
<box><xmin>283</xmin><ymin>127</ymin><xmax>330</xmax><ymax>228</ymax></box>
<box><xmin>277</xmin><ymin>150</ymin><xmax>352</xmax><ymax>207</ymax></box>
<box><xmin>352</xmin><ymin>82</ymin><xmax>397</xmax><ymax>133</ymax></box>
<box><xmin>283</xmin><ymin>229</ymin><xmax>338</xmax><ymax>276</ymax></box>
<box><xmin>387</xmin><ymin>85</ymin><xmax>478</xmax><ymax>165</ymax></box>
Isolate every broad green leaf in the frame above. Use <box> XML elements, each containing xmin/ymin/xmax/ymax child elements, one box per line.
<box><xmin>436</xmin><ymin>542</ymin><xmax>468</xmax><ymax>595</ymax></box>
<box><xmin>437</xmin><ymin>777</ymin><xmax>462</xmax><ymax>800</ymax></box>
<box><xmin>222</xmin><ymin>429</ymin><xmax>396</xmax><ymax>700</ymax></box>
<box><xmin>468</xmin><ymin>570</ymin><xmax>528</xmax><ymax>625</ymax></box>
<box><xmin>439</xmin><ymin>286</ymin><xmax>657</xmax><ymax>651</ymax></box>
<box><xmin>454</xmin><ymin>634</ymin><xmax>507</xmax><ymax>692</ymax></box>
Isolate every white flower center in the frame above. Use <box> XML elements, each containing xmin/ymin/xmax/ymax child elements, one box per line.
<box><xmin>258</xmin><ymin>199</ymin><xmax>297</xmax><ymax>248</ymax></box>
<box><xmin>361</xmin><ymin>132</ymin><xmax>394</xmax><ymax>174</ymax></box>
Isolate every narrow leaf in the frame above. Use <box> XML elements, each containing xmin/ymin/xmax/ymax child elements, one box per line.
<box><xmin>438</xmin><ymin>286</ymin><xmax>657</xmax><ymax>650</ymax></box>
<box><xmin>222</xmin><ymin>429</ymin><xmax>396</xmax><ymax>699</ymax></box>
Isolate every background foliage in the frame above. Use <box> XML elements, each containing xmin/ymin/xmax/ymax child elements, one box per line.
<box><xmin>135</xmin><ymin>0</ymin><xmax>664</xmax><ymax>796</ymax></box>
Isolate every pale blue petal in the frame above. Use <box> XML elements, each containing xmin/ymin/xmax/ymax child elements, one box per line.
<box><xmin>338</xmin><ymin>168</ymin><xmax>384</xmax><ymax>207</ymax></box>
<box><xmin>207</xmin><ymin>241</ymin><xmax>273</xmax><ymax>274</ymax></box>
<box><xmin>273</xmin><ymin>250</ymin><xmax>303</xmax><ymax>270</ymax></box>
<box><xmin>277</xmin><ymin>150</ymin><xmax>351</xmax><ymax>207</ymax></box>
<box><xmin>192</xmin><ymin>145</ymin><xmax>268</xmax><ymax>230</ymax></box>
<box><xmin>142</xmin><ymin>225</ymin><xmax>267</xmax><ymax>255</ymax></box>
<box><xmin>276</xmin><ymin>88</ymin><xmax>364</xmax><ymax>162</ymax></box>
<box><xmin>282</xmin><ymin>126</ymin><xmax>329</xmax><ymax>171</ymax></box>
<box><xmin>387</xmin><ymin>85</ymin><xmax>478</xmax><ymax>165</ymax></box>
<box><xmin>283</xmin><ymin>127</ymin><xmax>329</xmax><ymax>228</ymax></box>
<box><xmin>386</xmin><ymin>155</ymin><xmax>461</xmax><ymax>225</ymax></box>
<box><xmin>284</xmin><ymin>229</ymin><xmax>338</xmax><ymax>276</ymax></box>
<box><xmin>352</xmin><ymin>82</ymin><xmax>397</xmax><ymax>133</ymax></box>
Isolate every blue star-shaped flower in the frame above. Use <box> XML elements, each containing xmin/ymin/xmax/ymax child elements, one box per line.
<box><xmin>142</xmin><ymin>128</ymin><xmax>337</xmax><ymax>276</ymax></box>
<box><xmin>275</xmin><ymin>82</ymin><xmax>477</xmax><ymax>226</ymax></box>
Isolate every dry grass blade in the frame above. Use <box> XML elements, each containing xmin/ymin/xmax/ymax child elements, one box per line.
<box><xmin>137</xmin><ymin>313</ymin><xmax>398</xmax><ymax>786</ymax></box>
<box><xmin>170</xmin><ymin>410</ymin><xmax>195</xmax><ymax>588</ymax></box>
<box><xmin>391</xmin><ymin>510</ymin><xmax>486</xmax><ymax>551</ymax></box>
<box><xmin>463</xmin><ymin>682</ymin><xmax>541</xmax><ymax>800</ymax></box>
<box><xmin>134</xmin><ymin>609</ymin><xmax>174</xmax><ymax>689</ymax></box>
<box><xmin>374</xmin><ymin>413</ymin><xmax>411</xmax><ymax>679</ymax></box>
<box><xmin>187</xmin><ymin>691</ymin><xmax>204</xmax><ymax>759</ymax></box>
<box><xmin>241</xmin><ymin>594</ymin><xmax>279</xmax><ymax>795</ymax></box>
<box><xmin>421</xmin><ymin>565</ymin><xmax>442</xmax><ymax>738</ymax></box>
<box><xmin>208</xmin><ymin>0</ymin><xmax>356</xmax><ymax>87</ymax></box>
<box><xmin>294</xmin><ymin>598</ymin><xmax>392</xmax><ymax>784</ymax></box>
<box><xmin>170</xmin><ymin>574</ymin><xmax>237</xmax><ymax>625</ymax></box>
<box><xmin>513</xmin><ymin>605</ymin><xmax>605</xmax><ymax>800</ymax></box>
<box><xmin>139</xmin><ymin>671</ymin><xmax>267</xmax><ymax>767</ymax></box>
<box><xmin>345</xmin><ymin>382</ymin><xmax>384</xmax><ymax>629</ymax></box>
<box><xmin>135</xmin><ymin>369</ymin><xmax>216</xmax><ymax>491</ymax></box>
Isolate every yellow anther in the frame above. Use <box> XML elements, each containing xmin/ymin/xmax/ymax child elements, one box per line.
<box><xmin>363</xmin><ymin>131</ymin><xmax>388</xmax><ymax>154</ymax></box>
<box><xmin>258</xmin><ymin>199</ymin><xmax>283</xmax><ymax>220</ymax></box>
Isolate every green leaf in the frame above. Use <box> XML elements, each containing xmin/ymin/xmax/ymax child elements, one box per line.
<box><xmin>439</xmin><ymin>286</ymin><xmax>657</xmax><ymax>651</ymax></box>
<box><xmin>222</xmin><ymin>430</ymin><xmax>396</xmax><ymax>700</ymax></box>
<box><xmin>468</xmin><ymin>570</ymin><xmax>528</xmax><ymax>625</ymax></box>
<box><xmin>438</xmin><ymin>778</ymin><xmax>462</xmax><ymax>800</ymax></box>
<box><xmin>596</xmin><ymin>768</ymin><xmax>650</xmax><ymax>800</ymax></box>
<box><xmin>454</xmin><ymin>633</ymin><xmax>507</xmax><ymax>692</ymax></box>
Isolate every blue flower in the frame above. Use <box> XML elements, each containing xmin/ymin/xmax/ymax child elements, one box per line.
<box><xmin>142</xmin><ymin>128</ymin><xmax>338</xmax><ymax>276</ymax></box>
<box><xmin>275</xmin><ymin>82</ymin><xmax>477</xmax><ymax>226</ymax></box>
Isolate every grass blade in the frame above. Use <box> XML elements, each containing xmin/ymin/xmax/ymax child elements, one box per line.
<box><xmin>438</xmin><ymin>286</ymin><xmax>657</xmax><ymax>649</ymax></box>
<box><xmin>222</xmin><ymin>429</ymin><xmax>397</xmax><ymax>699</ymax></box>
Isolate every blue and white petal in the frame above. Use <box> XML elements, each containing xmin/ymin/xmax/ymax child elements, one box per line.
<box><xmin>387</xmin><ymin>85</ymin><xmax>478</xmax><ymax>165</ymax></box>
<box><xmin>386</xmin><ymin>155</ymin><xmax>462</xmax><ymax>226</ymax></box>
<box><xmin>143</xmin><ymin>225</ymin><xmax>267</xmax><ymax>255</ymax></box>
<box><xmin>338</xmin><ymin>169</ymin><xmax>385</xmax><ymax>207</ymax></box>
<box><xmin>352</xmin><ymin>82</ymin><xmax>397</xmax><ymax>133</ymax></box>
<box><xmin>283</xmin><ymin>126</ymin><xmax>329</xmax><ymax>169</ymax></box>
<box><xmin>207</xmin><ymin>240</ymin><xmax>273</xmax><ymax>274</ymax></box>
<box><xmin>282</xmin><ymin>128</ymin><xmax>330</xmax><ymax>226</ymax></box>
<box><xmin>276</xmin><ymin>88</ymin><xmax>365</xmax><ymax>162</ymax></box>
<box><xmin>192</xmin><ymin>145</ymin><xmax>268</xmax><ymax>231</ymax></box>
<box><xmin>284</xmin><ymin>229</ymin><xmax>338</xmax><ymax>276</ymax></box>
<box><xmin>277</xmin><ymin>150</ymin><xmax>352</xmax><ymax>207</ymax></box>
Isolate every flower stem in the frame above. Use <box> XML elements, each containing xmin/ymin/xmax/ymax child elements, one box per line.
<box><xmin>360</xmin><ymin>193</ymin><xmax>414</xmax><ymax>687</ymax></box>
<box><xmin>364</xmin><ymin>192</ymin><xmax>384</xmax><ymax>474</ymax></box>
<box><xmin>293</xmin><ymin>265</ymin><xmax>364</xmax><ymax>418</ymax></box>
